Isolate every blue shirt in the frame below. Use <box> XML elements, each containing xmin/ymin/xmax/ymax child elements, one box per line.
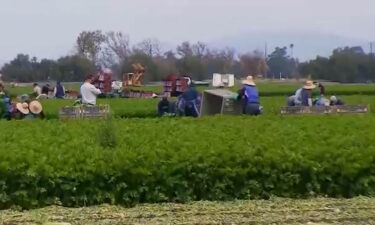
<box><xmin>239</xmin><ymin>85</ymin><xmax>259</xmax><ymax>104</ymax></box>
<box><xmin>301</xmin><ymin>89</ymin><xmax>312</xmax><ymax>106</ymax></box>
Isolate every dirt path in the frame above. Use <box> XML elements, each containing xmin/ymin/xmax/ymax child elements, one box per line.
<box><xmin>1</xmin><ymin>197</ymin><xmax>375</xmax><ymax>225</ymax></box>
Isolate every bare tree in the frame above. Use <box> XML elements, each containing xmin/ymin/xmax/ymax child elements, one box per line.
<box><xmin>240</xmin><ymin>51</ymin><xmax>268</xmax><ymax>76</ymax></box>
<box><xmin>177</xmin><ymin>42</ymin><xmax>193</xmax><ymax>57</ymax></box>
<box><xmin>192</xmin><ymin>42</ymin><xmax>207</xmax><ymax>58</ymax></box>
<box><xmin>104</xmin><ymin>31</ymin><xmax>130</xmax><ymax>61</ymax></box>
<box><xmin>135</xmin><ymin>38</ymin><xmax>161</xmax><ymax>57</ymax></box>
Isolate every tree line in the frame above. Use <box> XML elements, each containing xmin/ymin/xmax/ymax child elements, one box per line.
<box><xmin>1</xmin><ymin>30</ymin><xmax>374</xmax><ymax>83</ymax></box>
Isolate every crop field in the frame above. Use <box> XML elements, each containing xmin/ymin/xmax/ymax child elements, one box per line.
<box><xmin>1</xmin><ymin>82</ymin><xmax>375</xmax><ymax>224</ymax></box>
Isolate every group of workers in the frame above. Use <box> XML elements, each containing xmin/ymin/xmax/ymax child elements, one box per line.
<box><xmin>1</xmin><ymin>73</ymin><xmax>347</xmax><ymax>120</ymax></box>
<box><xmin>0</xmin><ymin>82</ymin><xmax>44</xmax><ymax>120</ymax></box>
<box><xmin>33</xmin><ymin>81</ymin><xmax>66</xmax><ymax>99</ymax></box>
<box><xmin>158</xmin><ymin>76</ymin><xmax>346</xmax><ymax>118</ymax></box>
<box><xmin>158</xmin><ymin>75</ymin><xmax>263</xmax><ymax>117</ymax></box>
<box><xmin>287</xmin><ymin>80</ymin><xmax>344</xmax><ymax>107</ymax></box>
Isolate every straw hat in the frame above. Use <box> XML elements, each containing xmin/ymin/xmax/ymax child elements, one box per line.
<box><xmin>29</xmin><ymin>101</ymin><xmax>43</xmax><ymax>114</ymax></box>
<box><xmin>303</xmin><ymin>80</ymin><xmax>316</xmax><ymax>89</ymax></box>
<box><xmin>242</xmin><ymin>76</ymin><xmax>256</xmax><ymax>86</ymax></box>
<box><xmin>16</xmin><ymin>102</ymin><xmax>30</xmax><ymax>114</ymax></box>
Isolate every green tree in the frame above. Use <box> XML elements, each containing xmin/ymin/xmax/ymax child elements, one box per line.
<box><xmin>76</xmin><ymin>30</ymin><xmax>106</xmax><ymax>65</ymax></box>
<box><xmin>267</xmin><ymin>47</ymin><xmax>295</xmax><ymax>78</ymax></box>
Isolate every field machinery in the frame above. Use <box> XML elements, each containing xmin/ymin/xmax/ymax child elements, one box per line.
<box><xmin>280</xmin><ymin>105</ymin><xmax>369</xmax><ymax>115</ymax></box>
<box><xmin>122</xmin><ymin>63</ymin><xmax>155</xmax><ymax>98</ymax></box>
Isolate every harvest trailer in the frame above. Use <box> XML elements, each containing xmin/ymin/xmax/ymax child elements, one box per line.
<box><xmin>280</xmin><ymin>105</ymin><xmax>369</xmax><ymax>115</ymax></box>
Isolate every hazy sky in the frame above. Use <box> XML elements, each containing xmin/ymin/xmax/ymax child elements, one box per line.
<box><xmin>1</xmin><ymin>0</ymin><xmax>374</xmax><ymax>62</ymax></box>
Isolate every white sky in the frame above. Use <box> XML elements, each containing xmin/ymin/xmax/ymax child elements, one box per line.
<box><xmin>0</xmin><ymin>0</ymin><xmax>374</xmax><ymax>62</ymax></box>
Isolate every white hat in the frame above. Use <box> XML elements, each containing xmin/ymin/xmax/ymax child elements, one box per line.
<box><xmin>330</xmin><ymin>96</ymin><xmax>337</xmax><ymax>102</ymax></box>
<box><xmin>29</xmin><ymin>101</ymin><xmax>43</xmax><ymax>114</ymax></box>
<box><xmin>242</xmin><ymin>76</ymin><xmax>256</xmax><ymax>86</ymax></box>
<box><xmin>16</xmin><ymin>102</ymin><xmax>30</xmax><ymax>114</ymax></box>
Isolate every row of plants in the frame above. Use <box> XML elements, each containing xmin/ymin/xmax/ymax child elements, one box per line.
<box><xmin>6</xmin><ymin>83</ymin><xmax>375</xmax><ymax>98</ymax></box>
<box><xmin>0</xmin><ymin>116</ymin><xmax>374</xmax><ymax>209</ymax></box>
<box><xmin>38</xmin><ymin>95</ymin><xmax>375</xmax><ymax>119</ymax></box>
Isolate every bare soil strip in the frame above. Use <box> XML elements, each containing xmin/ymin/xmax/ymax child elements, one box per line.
<box><xmin>1</xmin><ymin>197</ymin><xmax>375</xmax><ymax>225</ymax></box>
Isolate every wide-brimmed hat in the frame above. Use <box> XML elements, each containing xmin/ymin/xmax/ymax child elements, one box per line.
<box><xmin>242</xmin><ymin>76</ymin><xmax>256</xmax><ymax>86</ymax></box>
<box><xmin>303</xmin><ymin>80</ymin><xmax>316</xmax><ymax>89</ymax></box>
<box><xmin>16</xmin><ymin>102</ymin><xmax>30</xmax><ymax>114</ymax></box>
<box><xmin>29</xmin><ymin>101</ymin><xmax>43</xmax><ymax>114</ymax></box>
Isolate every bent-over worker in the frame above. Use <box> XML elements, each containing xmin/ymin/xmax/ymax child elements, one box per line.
<box><xmin>237</xmin><ymin>76</ymin><xmax>261</xmax><ymax>115</ymax></box>
<box><xmin>80</xmin><ymin>75</ymin><xmax>101</xmax><ymax>105</ymax></box>
<box><xmin>301</xmin><ymin>80</ymin><xmax>316</xmax><ymax>107</ymax></box>
<box><xmin>178</xmin><ymin>79</ymin><xmax>201</xmax><ymax>117</ymax></box>
<box><xmin>330</xmin><ymin>96</ymin><xmax>345</xmax><ymax>106</ymax></box>
<box><xmin>158</xmin><ymin>96</ymin><xmax>171</xmax><ymax>116</ymax></box>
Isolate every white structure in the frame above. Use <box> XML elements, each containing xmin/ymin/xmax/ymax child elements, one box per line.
<box><xmin>212</xmin><ymin>73</ymin><xmax>235</xmax><ymax>88</ymax></box>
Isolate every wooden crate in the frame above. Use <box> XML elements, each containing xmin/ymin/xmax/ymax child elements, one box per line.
<box><xmin>280</xmin><ymin>105</ymin><xmax>369</xmax><ymax>115</ymax></box>
<box><xmin>81</xmin><ymin>105</ymin><xmax>110</xmax><ymax>119</ymax></box>
<box><xmin>59</xmin><ymin>106</ymin><xmax>81</xmax><ymax>119</ymax></box>
<box><xmin>59</xmin><ymin>105</ymin><xmax>110</xmax><ymax>119</ymax></box>
<box><xmin>200</xmin><ymin>89</ymin><xmax>242</xmax><ymax>116</ymax></box>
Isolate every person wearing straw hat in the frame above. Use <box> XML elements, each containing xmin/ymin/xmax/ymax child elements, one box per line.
<box><xmin>301</xmin><ymin>80</ymin><xmax>316</xmax><ymax>106</ymax></box>
<box><xmin>29</xmin><ymin>100</ymin><xmax>45</xmax><ymax>119</ymax></box>
<box><xmin>237</xmin><ymin>76</ymin><xmax>262</xmax><ymax>115</ymax></box>
<box><xmin>14</xmin><ymin>102</ymin><xmax>30</xmax><ymax>119</ymax></box>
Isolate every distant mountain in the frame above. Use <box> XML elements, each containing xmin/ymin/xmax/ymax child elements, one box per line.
<box><xmin>209</xmin><ymin>31</ymin><xmax>370</xmax><ymax>62</ymax></box>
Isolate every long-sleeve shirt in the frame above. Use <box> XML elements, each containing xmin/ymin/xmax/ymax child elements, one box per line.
<box><xmin>33</xmin><ymin>86</ymin><xmax>42</xmax><ymax>95</ymax></box>
<box><xmin>80</xmin><ymin>82</ymin><xmax>101</xmax><ymax>105</ymax></box>
<box><xmin>237</xmin><ymin>85</ymin><xmax>259</xmax><ymax>104</ymax></box>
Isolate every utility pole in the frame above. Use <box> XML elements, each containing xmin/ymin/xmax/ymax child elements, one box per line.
<box><xmin>370</xmin><ymin>42</ymin><xmax>374</xmax><ymax>56</ymax></box>
<box><xmin>264</xmin><ymin>42</ymin><xmax>268</xmax><ymax>79</ymax></box>
<box><xmin>290</xmin><ymin>44</ymin><xmax>294</xmax><ymax>58</ymax></box>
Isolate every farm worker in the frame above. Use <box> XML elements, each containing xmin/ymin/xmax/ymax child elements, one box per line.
<box><xmin>15</xmin><ymin>102</ymin><xmax>30</xmax><ymax>119</ymax></box>
<box><xmin>0</xmin><ymin>92</ymin><xmax>12</xmax><ymax>120</ymax></box>
<box><xmin>237</xmin><ymin>76</ymin><xmax>262</xmax><ymax>115</ymax></box>
<box><xmin>33</xmin><ymin>83</ymin><xmax>42</xmax><ymax>97</ymax></box>
<box><xmin>287</xmin><ymin>86</ymin><xmax>303</xmax><ymax>106</ymax></box>
<box><xmin>158</xmin><ymin>96</ymin><xmax>171</xmax><ymax>116</ymax></box>
<box><xmin>329</xmin><ymin>96</ymin><xmax>345</xmax><ymax>106</ymax></box>
<box><xmin>314</xmin><ymin>97</ymin><xmax>329</xmax><ymax>106</ymax></box>
<box><xmin>29</xmin><ymin>100</ymin><xmax>45</xmax><ymax>119</ymax></box>
<box><xmin>53</xmin><ymin>81</ymin><xmax>66</xmax><ymax>99</ymax></box>
<box><xmin>317</xmin><ymin>82</ymin><xmax>325</xmax><ymax>96</ymax></box>
<box><xmin>41</xmin><ymin>84</ymin><xmax>50</xmax><ymax>95</ymax></box>
<box><xmin>301</xmin><ymin>80</ymin><xmax>316</xmax><ymax>107</ymax></box>
<box><xmin>80</xmin><ymin>74</ymin><xmax>102</xmax><ymax>105</ymax></box>
<box><xmin>0</xmin><ymin>81</ymin><xmax>9</xmax><ymax>96</ymax></box>
<box><xmin>178</xmin><ymin>81</ymin><xmax>201</xmax><ymax>117</ymax></box>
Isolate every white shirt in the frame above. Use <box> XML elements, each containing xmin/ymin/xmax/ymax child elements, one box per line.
<box><xmin>33</xmin><ymin>86</ymin><xmax>42</xmax><ymax>95</ymax></box>
<box><xmin>80</xmin><ymin>82</ymin><xmax>101</xmax><ymax>105</ymax></box>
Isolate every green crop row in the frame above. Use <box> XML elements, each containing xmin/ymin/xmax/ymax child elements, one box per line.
<box><xmin>36</xmin><ymin>95</ymin><xmax>374</xmax><ymax>119</ymax></box>
<box><xmin>6</xmin><ymin>83</ymin><xmax>375</xmax><ymax>98</ymax></box>
<box><xmin>0</xmin><ymin>116</ymin><xmax>374</xmax><ymax>209</ymax></box>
